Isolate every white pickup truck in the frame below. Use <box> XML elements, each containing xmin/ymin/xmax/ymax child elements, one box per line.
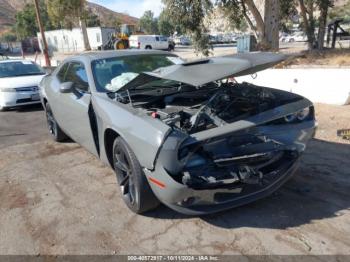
<box><xmin>129</xmin><ymin>35</ymin><xmax>174</xmax><ymax>50</ymax></box>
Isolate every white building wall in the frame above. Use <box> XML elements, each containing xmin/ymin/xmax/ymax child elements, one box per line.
<box><xmin>37</xmin><ymin>27</ymin><xmax>116</xmax><ymax>53</ymax></box>
<box><xmin>237</xmin><ymin>69</ymin><xmax>350</xmax><ymax>105</ymax></box>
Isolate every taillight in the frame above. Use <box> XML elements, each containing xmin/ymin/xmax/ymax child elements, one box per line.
<box><xmin>137</xmin><ymin>42</ymin><xmax>140</xmax><ymax>49</ymax></box>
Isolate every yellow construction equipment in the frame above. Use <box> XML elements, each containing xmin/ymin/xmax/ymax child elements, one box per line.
<box><xmin>100</xmin><ymin>24</ymin><xmax>141</xmax><ymax>50</ymax></box>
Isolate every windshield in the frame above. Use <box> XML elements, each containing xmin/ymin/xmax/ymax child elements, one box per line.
<box><xmin>0</xmin><ymin>61</ymin><xmax>45</xmax><ymax>78</ymax></box>
<box><xmin>91</xmin><ymin>54</ymin><xmax>183</xmax><ymax>92</ymax></box>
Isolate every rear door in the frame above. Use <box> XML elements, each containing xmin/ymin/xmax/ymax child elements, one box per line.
<box><xmin>159</xmin><ymin>36</ymin><xmax>169</xmax><ymax>49</ymax></box>
<box><xmin>129</xmin><ymin>36</ymin><xmax>139</xmax><ymax>48</ymax></box>
<box><xmin>52</xmin><ymin>61</ymin><xmax>98</xmax><ymax>156</ymax></box>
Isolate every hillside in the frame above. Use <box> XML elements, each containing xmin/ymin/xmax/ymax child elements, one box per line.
<box><xmin>0</xmin><ymin>0</ymin><xmax>138</xmax><ymax>34</ymax></box>
<box><xmin>87</xmin><ymin>2</ymin><xmax>139</xmax><ymax>26</ymax></box>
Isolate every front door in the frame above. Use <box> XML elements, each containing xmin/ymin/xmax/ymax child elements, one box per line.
<box><xmin>53</xmin><ymin>61</ymin><xmax>98</xmax><ymax>156</ymax></box>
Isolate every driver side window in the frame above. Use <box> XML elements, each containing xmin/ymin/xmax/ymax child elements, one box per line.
<box><xmin>64</xmin><ymin>62</ymin><xmax>89</xmax><ymax>92</ymax></box>
<box><xmin>57</xmin><ymin>63</ymin><xmax>69</xmax><ymax>82</ymax></box>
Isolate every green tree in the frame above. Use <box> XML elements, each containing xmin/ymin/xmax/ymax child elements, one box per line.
<box><xmin>163</xmin><ymin>0</ymin><xmax>213</xmax><ymax>55</ymax></box>
<box><xmin>15</xmin><ymin>1</ymin><xmax>53</xmax><ymax>39</ymax></box>
<box><xmin>219</xmin><ymin>0</ymin><xmax>281</xmax><ymax>50</ymax></box>
<box><xmin>329</xmin><ymin>0</ymin><xmax>350</xmax><ymax>20</ymax></box>
<box><xmin>139</xmin><ymin>10</ymin><xmax>159</xmax><ymax>34</ymax></box>
<box><xmin>163</xmin><ymin>0</ymin><xmax>283</xmax><ymax>53</ymax></box>
<box><xmin>0</xmin><ymin>32</ymin><xmax>17</xmax><ymax>52</ymax></box>
<box><xmin>158</xmin><ymin>10</ymin><xmax>175</xmax><ymax>36</ymax></box>
<box><xmin>46</xmin><ymin>0</ymin><xmax>91</xmax><ymax>50</ymax></box>
<box><xmin>298</xmin><ymin>0</ymin><xmax>334</xmax><ymax>50</ymax></box>
<box><xmin>279</xmin><ymin>0</ymin><xmax>298</xmax><ymax>33</ymax></box>
<box><xmin>1</xmin><ymin>32</ymin><xmax>17</xmax><ymax>42</ymax></box>
<box><xmin>84</xmin><ymin>8</ymin><xmax>101</xmax><ymax>27</ymax></box>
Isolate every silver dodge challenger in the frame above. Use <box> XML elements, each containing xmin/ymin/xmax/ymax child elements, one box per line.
<box><xmin>40</xmin><ymin>50</ymin><xmax>316</xmax><ymax>215</ymax></box>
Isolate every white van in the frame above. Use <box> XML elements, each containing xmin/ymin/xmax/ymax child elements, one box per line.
<box><xmin>129</xmin><ymin>35</ymin><xmax>172</xmax><ymax>50</ymax></box>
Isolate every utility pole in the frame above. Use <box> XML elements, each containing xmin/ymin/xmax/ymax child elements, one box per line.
<box><xmin>33</xmin><ymin>0</ymin><xmax>51</xmax><ymax>66</ymax></box>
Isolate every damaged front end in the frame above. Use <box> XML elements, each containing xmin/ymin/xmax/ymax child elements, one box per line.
<box><xmin>140</xmin><ymin>82</ymin><xmax>316</xmax><ymax>215</ymax></box>
<box><xmin>112</xmin><ymin>53</ymin><xmax>316</xmax><ymax>214</ymax></box>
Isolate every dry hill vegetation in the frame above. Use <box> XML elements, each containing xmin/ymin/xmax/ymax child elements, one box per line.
<box><xmin>0</xmin><ymin>0</ymin><xmax>138</xmax><ymax>34</ymax></box>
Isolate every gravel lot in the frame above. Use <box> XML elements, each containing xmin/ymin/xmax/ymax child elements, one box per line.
<box><xmin>0</xmin><ymin>102</ymin><xmax>349</xmax><ymax>255</ymax></box>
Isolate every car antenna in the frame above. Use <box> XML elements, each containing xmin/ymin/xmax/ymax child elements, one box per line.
<box><xmin>127</xmin><ymin>89</ymin><xmax>133</xmax><ymax>107</ymax></box>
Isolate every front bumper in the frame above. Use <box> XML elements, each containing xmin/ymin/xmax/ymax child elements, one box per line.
<box><xmin>145</xmin><ymin>155</ymin><xmax>299</xmax><ymax>215</ymax></box>
<box><xmin>0</xmin><ymin>90</ymin><xmax>41</xmax><ymax>108</ymax></box>
<box><xmin>144</xmin><ymin>120</ymin><xmax>316</xmax><ymax>215</ymax></box>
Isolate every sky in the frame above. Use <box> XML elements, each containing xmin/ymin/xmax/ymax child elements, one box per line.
<box><xmin>88</xmin><ymin>0</ymin><xmax>163</xmax><ymax>18</ymax></box>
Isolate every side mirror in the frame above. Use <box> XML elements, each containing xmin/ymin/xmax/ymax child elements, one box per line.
<box><xmin>59</xmin><ymin>82</ymin><xmax>74</xmax><ymax>93</ymax></box>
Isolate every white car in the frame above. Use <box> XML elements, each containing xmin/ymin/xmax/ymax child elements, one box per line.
<box><xmin>282</xmin><ymin>32</ymin><xmax>307</xmax><ymax>42</ymax></box>
<box><xmin>129</xmin><ymin>35</ymin><xmax>171</xmax><ymax>50</ymax></box>
<box><xmin>174</xmin><ymin>36</ymin><xmax>191</xmax><ymax>45</ymax></box>
<box><xmin>0</xmin><ymin>59</ymin><xmax>46</xmax><ymax>111</ymax></box>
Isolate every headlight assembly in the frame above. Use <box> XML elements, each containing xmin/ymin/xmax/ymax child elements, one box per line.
<box><xmin>297</xmin><ymin>107</ymin><xmax>310</xmax><ymax>121</ymax></box>
<box><xmin>0</xmin><ymin>87</ymin><xmax>16</xmax><ymax>92</ymax></box>
<box><xmin>284</xmin><ymin>107</ymin><xmax>311</xmax><ymax>123</ymax></box>
<box><xmin>284</xmin><ymin>113</ymin><xmax>297</xmax><ymax>123</ymax></box>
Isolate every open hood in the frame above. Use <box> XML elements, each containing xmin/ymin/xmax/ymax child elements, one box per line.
<box><xmin>119</xmin><ymin>52</ymin><xmax>288</xmax><ymax>91</ymax></box>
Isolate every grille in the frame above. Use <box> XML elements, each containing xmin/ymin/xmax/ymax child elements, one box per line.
<box><xmin>16</xmin><ymin>86</ymin><xmax>38</xmax><ymax>92</ymax></box>
<box><xmin>16</xmin><ymin>98</ymin><xmax>39</xmax><ymax>104</ymax></box>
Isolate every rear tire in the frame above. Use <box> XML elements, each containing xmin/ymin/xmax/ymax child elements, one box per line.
<box><xmin>145</xmin><ymin>45</ymin><xmax>152</xmax><ymax>50</ymax></box>
<box><xmin>113</xmin><ymin>137</ymin><xmax>159</xmax><ymax>214</ymax></box>
<box><xmin>45</xmin><ymin>102</ymin><xmax>68</xmax><ymax>142</ymax></box>
<box><xmin>168</xmin><ymin>44</ymin><xmax>174</xmax><ymax>51</ymax></box>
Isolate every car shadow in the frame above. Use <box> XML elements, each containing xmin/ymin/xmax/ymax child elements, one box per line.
<box><xmin>10</xmin><ymin>103</ymin><xmax>43</xmax><ymax>112</ymax></box>
<box><xmin>145</xmin><ymin>139</ymin><xmax>350</xmax><ymax>229</ymax></box>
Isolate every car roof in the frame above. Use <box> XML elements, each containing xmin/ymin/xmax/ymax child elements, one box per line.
<box><xmin>67</xmin><ymin>50</ymin><xmax>176</xmax><ymax>62</ymax></box>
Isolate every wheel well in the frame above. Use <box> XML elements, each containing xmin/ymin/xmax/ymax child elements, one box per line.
<box><xmin>43</xmin><ymin>98</ymin><xmax>48</xmax><ymax>109</ymax></box>
<box><xmin>104</xmin><ymin>128</ymin><xmax>120</xmax><ymax>167</ymax></box>
<box><xmin>145</xmin><ymin>45</ymin><xmax>152</xmax><ymax>49</ymax></box>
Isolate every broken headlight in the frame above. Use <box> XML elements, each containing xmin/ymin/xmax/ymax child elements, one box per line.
<box><xmin>284</xmin><ymin>107</ymin><xmax>311</xmax><ymax>123</ymax></box>
<box><xmin>297</xmin><ymin>107</ymin><xmax>310</xmax><ymax>121</ymax></box>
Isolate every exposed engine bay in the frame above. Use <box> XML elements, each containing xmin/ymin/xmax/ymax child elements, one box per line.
<box><xmin>113</xmin><ymin>80</ymin><xmax>311</xmax><ymax>191</ymax></box>
<box><xmin>125</xmin><ymin>81</ymin><xmax>300</xmax><ymax>134</ymax></box>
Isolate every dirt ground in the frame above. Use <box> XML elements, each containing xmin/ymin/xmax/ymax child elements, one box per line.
<box><xmin>0</xmin><ymin>103</ymin><xmax>349</xmax><ymax>255</ymax></box>
<box><xmin>281</xmin><ymin>49</ymin><xmax>350</xmax><ymax>68</ymax></box>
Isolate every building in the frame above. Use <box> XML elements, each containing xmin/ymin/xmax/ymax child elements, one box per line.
<box><xmin>37</xmin><ymin>27</ymin><xmax>116</xmax><ymax>53</ymax></box>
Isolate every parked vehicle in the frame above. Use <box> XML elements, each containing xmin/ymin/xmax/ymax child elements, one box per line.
<box><xmin>0</xmin><ymin>59</ymin><xmax>45</xmax><ymax>111</ymax></box>
<box><xmin>174</xmin><ymin>36</ymin><xmax>191</xmax><ymax>46</ymax></box>
<box><xmin>40</xmin><ymin>50</ymin><xmax>316</xmax><ymax>215</ymax></box>
<box><xmin>209</xmin><ymin>35</ymin><xmax>218</xmax><ymax>44</ymax></box>
<box><xmin>222</xmin><ymin>33</ymin><xmax>237</xmax><ymax>43</ymax></box>
<box><xmin>129</xmin><ymin>35</ymin><xmax>173</xmax><ymax>50</ymax></box>
<box><xmin>281</xmin><ymin>32</ymin><xmax>307</xmax><ymax>42</ymax></box>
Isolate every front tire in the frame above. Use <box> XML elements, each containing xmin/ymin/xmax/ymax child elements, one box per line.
<box><xmin>45</xmin><ymin>103</ymin><xmax>68</xmax><ymax>142</ymax></box>
<box><xmin>0</xmin><ymin>105</ymin><xmax>8</xmax><ymax>112</ymax></box>
<box><xmin>113</xmin><ymin>137</ymin><xmax>159</xmax><ymax>214</ymax></box>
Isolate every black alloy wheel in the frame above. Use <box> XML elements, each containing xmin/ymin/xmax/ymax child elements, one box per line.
<box><xmin>46</xmin><ymin>104</ymin><xmax>57</xmax><ymax>136</ymax></box>
<box><xmin>112</xmin><ymin>137</ymin><xmax>159</xmax><ymax>213</ymax></box>
<box><xmin>45</xmin><ymin>103</ymin><xmax>68</xmax><ymax>142</ymax></box>
<box><xmin>114</xmin><ymin>143</ymin><xmax>137</xmax><ymax>206</ymax></box>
